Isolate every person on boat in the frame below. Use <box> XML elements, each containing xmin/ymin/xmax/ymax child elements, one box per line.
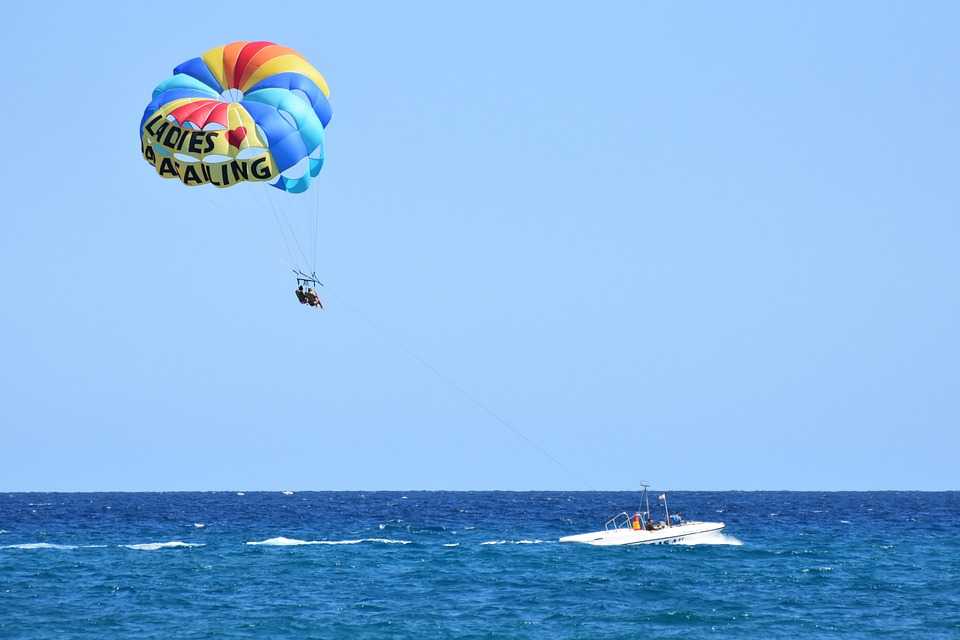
<box><xmin>295</xmin><ymin>285</ymin><xmax>307</xmax><ymax>304</ymax></box>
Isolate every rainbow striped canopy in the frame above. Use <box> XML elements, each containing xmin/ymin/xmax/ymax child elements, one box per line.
<box><xmin>139</xmin><ymin>41</ymin><xmax>331</xmax><ymax>193</ymax></box>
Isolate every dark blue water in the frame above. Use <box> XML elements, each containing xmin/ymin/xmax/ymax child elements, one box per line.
<box><xmin>1</xmin><ymin>492</ymin><xmax>957</xmax><ymax>638</ymax></box>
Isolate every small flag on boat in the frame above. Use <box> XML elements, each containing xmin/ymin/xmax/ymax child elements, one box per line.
<box><xmin>658</xmin><ymin>494</ymin><xmax>666</xmax><ymax>500</ymax></box>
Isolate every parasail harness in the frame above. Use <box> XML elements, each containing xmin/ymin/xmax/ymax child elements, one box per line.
<box><xmin>293</xmin><ymin>269</ymin><xmax>323</xmax><ymax>290</ymax></box>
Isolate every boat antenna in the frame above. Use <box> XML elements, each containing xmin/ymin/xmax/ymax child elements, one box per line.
<box><xmin>641</xmin><ymin>482</ymin><xmax>651</xmax><ymax>522</ymax></box>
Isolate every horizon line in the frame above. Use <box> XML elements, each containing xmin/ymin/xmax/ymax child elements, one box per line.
<box><xmin>1</xmin><ymin>488</ymin><xmax>957</xmax><ymax>493</ymax></box>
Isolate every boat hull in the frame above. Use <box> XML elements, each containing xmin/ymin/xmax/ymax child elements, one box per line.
<box><xmin>559</xmin><ymin>521</ymin><xmax>725</xmax><ymax>546</ymax></box>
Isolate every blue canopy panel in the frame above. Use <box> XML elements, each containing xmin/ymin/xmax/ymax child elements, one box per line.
<box><xmin>247</xmin><ymin>72</ymin><xmax>332</xmax><ymax>127</ymax></box>
<box><xmin>172</xmin><ymin>57</ymin><xmax>224</xmax><ymax>94</ymax></box>
<box><xmin>241</xmin><ymin>92</ymin><xmax>325</xmax><ymax>172</ymax></box>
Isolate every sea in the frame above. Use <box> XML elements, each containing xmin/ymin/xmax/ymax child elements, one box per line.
<box><xmin>0</xmin><ymin>491</ymin><xmax>957</xmax><ymax>638</ymax></box>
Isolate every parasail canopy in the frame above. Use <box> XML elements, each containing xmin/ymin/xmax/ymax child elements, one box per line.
<box><xmin>139</xmin><ymin>41</ymin><xmax>332</xmax><ymax>194</ymax></box>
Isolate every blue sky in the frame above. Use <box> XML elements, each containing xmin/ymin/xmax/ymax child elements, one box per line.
<box><xmin>1</xmin><ymin>2</ymin><xmax>957</xmax><ymax>490</ymax></box>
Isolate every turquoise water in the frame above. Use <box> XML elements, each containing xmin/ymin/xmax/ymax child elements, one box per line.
<box><xmin>1</xmin><ymin>492</ymin><xmax>957</xmax><ymax>638</ymax></box>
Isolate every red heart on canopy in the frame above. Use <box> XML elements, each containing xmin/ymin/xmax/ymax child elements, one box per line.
<box><xmin>227</xmin><ymin>127</ymin><xmax>247</xmax><ymax>148</ymax></box>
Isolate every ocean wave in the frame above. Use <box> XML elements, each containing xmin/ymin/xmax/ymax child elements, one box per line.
<box><xmin>364</xmin><ymin>538</ymin><xmax>411</xmax><ymax>545</ymax></box>
<box><xmin>2</xmin><ymin>543</ymin><xmax>110</xmax><ymax>550</ymax></box>
<box><xmin>193</xmin><ymin>523</ymin><xmax>206</xmax><ymax>528</ymax></box>
<box><xmin>246</xmin><ymin>536</ymin><xmax>412</xmax><ymax>546</ymax></box>
<box><xmin>122</xmin><ymin>541</ymin><xmax>205</xmax><ymax>551</ymax></box>
<box><xmin>2</xmin><ymin>542</ymin><xmax>77</xmax><ymax>550</ymax></box>
<box><xmin>246</xmin><ymin>537</ymin><xmax>315</xmax><ymax>546</ymax></box>
<box><xmin>442</xmin><ymin>543</ymin><xmax>460</xmax><ymax>547</ymax></box>
<box><xmin>480</xmin><ymin>539</ymin><xmax>545</xmax><ymax>545</ymax></box>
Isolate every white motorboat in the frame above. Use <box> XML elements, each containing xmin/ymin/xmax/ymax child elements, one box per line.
<box><xmin>560</xmin><ymin>485</ymin><xmax>725</xmax><ymax>546</ymax></box>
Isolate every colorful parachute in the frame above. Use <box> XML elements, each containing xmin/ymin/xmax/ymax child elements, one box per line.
<box><xmin>140</xmin><ymin>41</ymin><xmax>331</xmax><ymax>194</ymax></box>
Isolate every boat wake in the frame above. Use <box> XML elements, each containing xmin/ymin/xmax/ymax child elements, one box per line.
<box><xmin>677</xmin><ymin>531</ymin><xmax>743</xmax><ymax>546</ymax></box>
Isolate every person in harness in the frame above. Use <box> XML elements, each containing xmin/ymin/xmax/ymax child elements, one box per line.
<box><xmin>294</xmin><ymin>271</ymin><xmax>324</xmax><ymax>309</ymax></box>
<box><xmin>304</xmin><ymin>287</ymin><xmax>323</xmax><ymax>309</ymax></box>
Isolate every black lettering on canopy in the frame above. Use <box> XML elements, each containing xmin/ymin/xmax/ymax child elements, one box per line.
<box><xmin>203</xmin><ymin>132</ymin><xmax>217</xmax><ymax>153</ymax></box>
<box><xmin>187</xmin><ymin>132</ymin><xmax>205</xmax><ymax>155</ymax></box>
<box><xmin>250</xmin><ymin>156</ymin><xmax>272</xmax><ymax>180</ymax></box>
<box><xmin>203</xmin><ymin>162</ymin><xmax>222</xmax><ymax>186</ymax></box>
<box><xmin>144</xmin><ymin>114</ymin><xmax>164</xmax><ymax>136</ymax></box>
<box><xmin>206</xmin><ymin>162</ymin><xmax>229</xmax><ymax>187</ymax></box>
<box><xmin>182</xmin><ymin>164</ymin><xmax>203</xmax><ymax>186</ymax></box>
<box><xmin>175</xmin><ymin>128</ymin><xmax>191</xmax><ymax>152</ymax></box>
<box><xmin>230</xmin><ymin>160</ymin><xmax>248</xmax><ymax>182</ymax></box>
<box><xmin>158</xmin><ymin>157</ymin><xmax>178</xmax><ymax>178</ymax></box>
<box><xmin>153</xmin><ymin>121</ymin><xmax>170</xmax><ymax>141</ymax></box>
<box><xmin>162</xmin><ymin>125</ymin><xmax>182</xmax><ymax>149</ymax></box>
<box><xmin>143</xmin><ymin>145</ymin><xmax>156</xmax><ymax>163</ymax></box>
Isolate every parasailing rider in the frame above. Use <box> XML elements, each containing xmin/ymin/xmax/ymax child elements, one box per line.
<box><xmin>294</xmin><ymin>271</ymin><xmax>324</xmax><ymax>309</ymax></box>
<box><xmin>305</xmin><ymin>287</ymin><xmax>323</xmax><ymax>309</ymax></box>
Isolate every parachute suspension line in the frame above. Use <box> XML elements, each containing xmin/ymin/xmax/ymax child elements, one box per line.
<box><xmin>312</xmin><ymin>179</ymin><xmax>321</xmax><ymax>274</ymax></box>
<box><xmin>271</xmin><ymin>191</ymin><xmax>312</xmax><ymax>271</ymax></box>
<box><xmin>258</xmin><ymin>189</ymin><xmax>299</xmax><ymax>270</ymax></box>
<box><xmin>328</xmin><ymin>294</ymin><xmax>592</xmax><ymax>489</ymax></box>
<box><xmin>263</xmin><ymin>193</ymin><xmax>307</xmax><ymax>271</ymax></box>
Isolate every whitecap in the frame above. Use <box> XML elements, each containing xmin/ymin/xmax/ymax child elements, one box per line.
<box><xmin>480</xmin><ymin>539</ymin><xmax>544</xmax><ymax>545</ymax></box>
<box><xmin>282</xmin><ymin>491</ymin><xmax>294</xmax><ymax>496</ymax></box>
<box><xmin>801</xmin><ymin>566</ymin><xmax>833</xmax><ymax>573</ymax></box>
<box><xmin>442</xmin><ymin>543</ymin><xmax>460</xmax><ymax>547</ymax></box>
<box><xmin>246</xmin><ymin>536</ymin><xmax>312</xmax><ymax>546</ymax></box>
<box><xmin>236</xmin><ymin>492</ymin><xmax>245</xmax><ymax>496</ymax></box>
<box><xmin>246</xmin><ymin>536</ymin><xmax>411</xmax><ymax>546</ymax></box>
<box><xmin>193</xmin><ymin>523</ymin><xmax>206</xmax><ymax>528</ymax></box>
<box><xmin>2</xmin><ymin>542</ymin><xmax>77</xmax><ymax>550</ymax></box>
<box><xmin>122</xmin><ymin>541</ymin><xmax>204</xmax><ymax>551</ymax></box>
<box><xmin>246</xmin><ymin>536</ymin><xmax>313</xmax><ymax>546</ymax></box>
<box><xmin>840</xmin><ymin>520</ymin><xmax>851</xmax><ymax>524</ymax></box>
